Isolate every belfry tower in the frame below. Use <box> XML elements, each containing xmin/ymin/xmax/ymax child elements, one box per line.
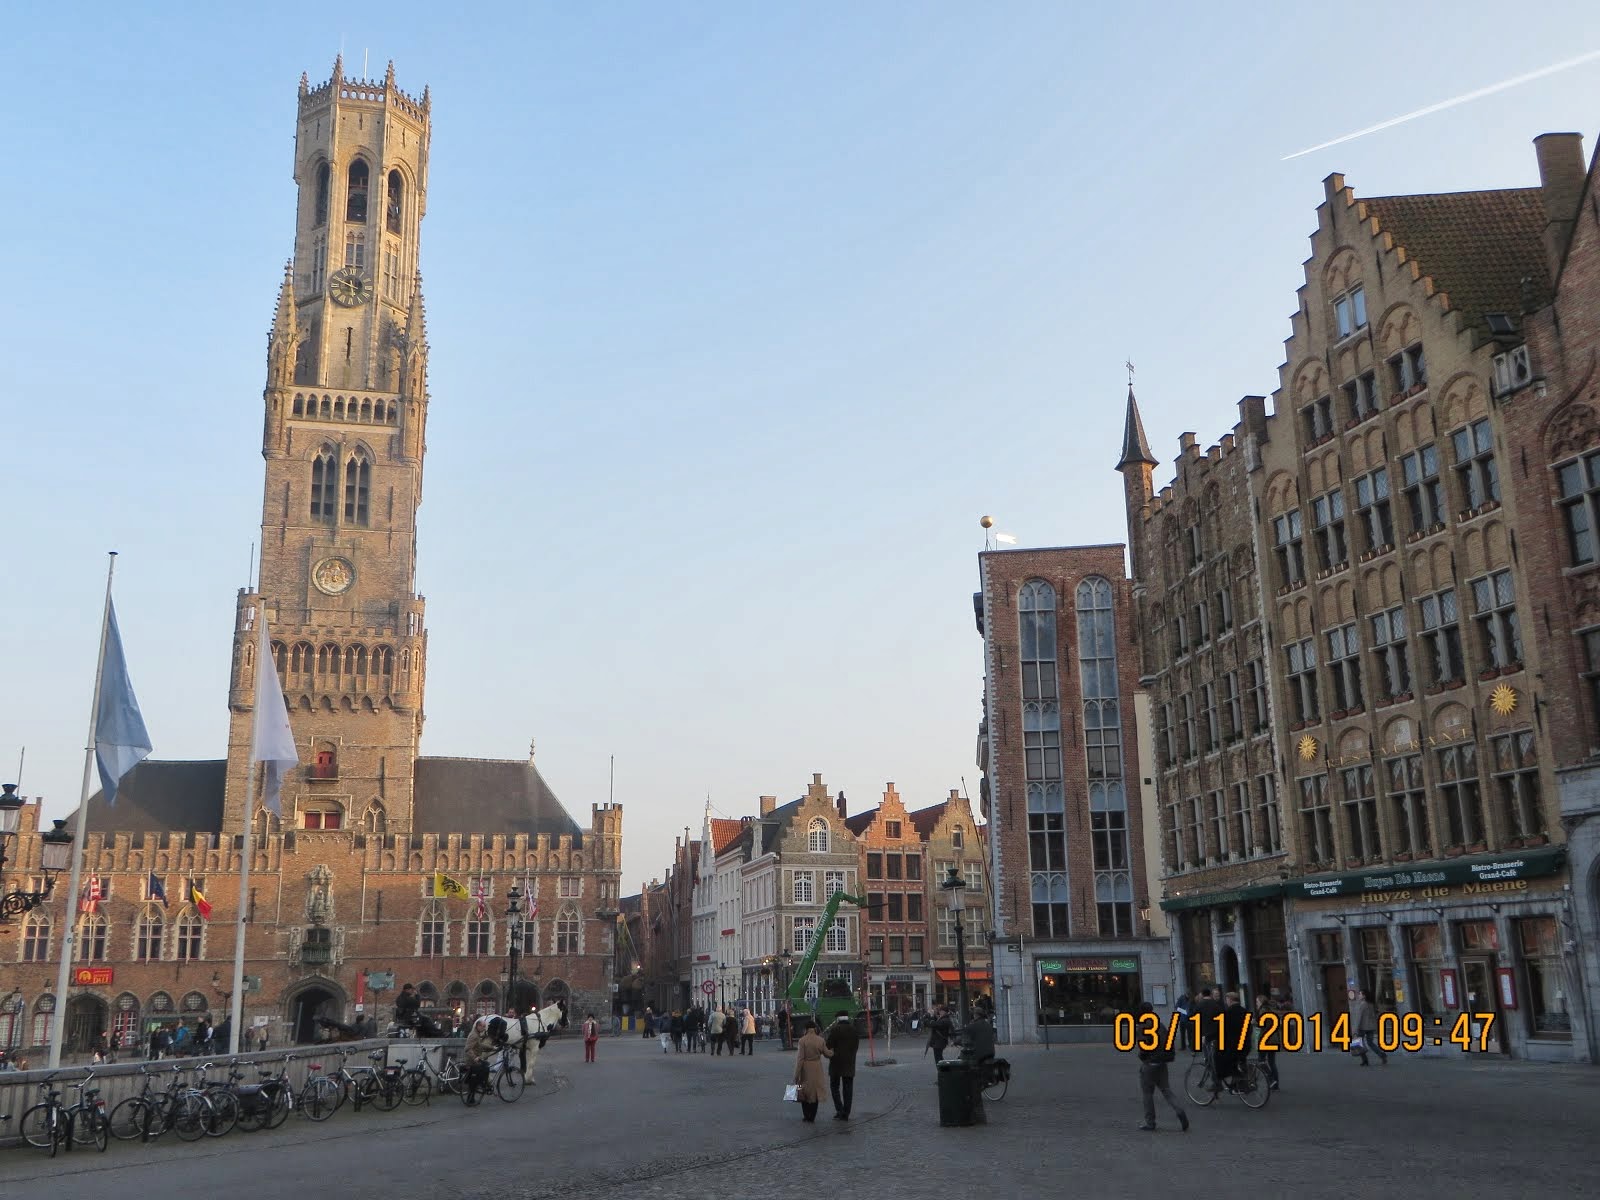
<box><xmin>223</xmin><ymin>59</ymin><xmax>433</xmax><ymax>836</ymax></box>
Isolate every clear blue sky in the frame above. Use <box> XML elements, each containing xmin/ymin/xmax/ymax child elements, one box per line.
<box><xmin>3</xmin><ymin>2</ymin><xmax>1598</xmax><ymax>891</ymax></box>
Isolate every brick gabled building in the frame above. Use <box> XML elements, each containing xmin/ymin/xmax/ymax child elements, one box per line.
<box><xmin>977</xmin><ymin>544</ymin><xmax>1169</xmax><ymax>1043</ymax></box>
<box><xmin>846</xmin><ymin>784</ymin><xmax>935</xmax><ymax>1014</ymax></box>
<box><xmin>910</xmin><ymin>791</ymin><xmax>993</xmax><ymax>1012</ymax></box>
<box><xmin>1497</xmin><ymin>131</ymin><xmax>1600</xmax><ymax>1062</ymax></box>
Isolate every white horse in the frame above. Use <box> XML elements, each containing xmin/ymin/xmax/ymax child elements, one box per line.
<box><xmin>481</xmin><ymin>998</ymin><xmax>568</xmax><ymax>1083</ymax></box>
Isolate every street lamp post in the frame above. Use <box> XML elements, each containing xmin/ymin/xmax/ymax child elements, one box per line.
<box><xmin>941</xmin><ymin>865</ymin><xmax>972</xmax><ymax>1029</ymax></box>
<box><xmin>779</xmin><ymin>946</ymin><xmax>794</xmax><ymax>1049</ymax></box>
<box><xmin>505</xmin><ymin>884</ymin><xmax>523</xmax><ymax>1016</ymax></box>
<box><xmin>717</xmin><ymin>963</ymin><xmax>727</xmax><ymax>1009</ymax></box>
<box><xmin>0</xmin><ymin>785</ymin><xmax>75</xmax><ymax>918</ymax></box>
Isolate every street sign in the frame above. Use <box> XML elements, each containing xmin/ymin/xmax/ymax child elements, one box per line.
<box><xmin>366</xmin><ymin>971</ymin><xmax>395</xmax><ymax>992</ymax></box>
<box><xmin>701</xmin><ymin>980</ymin><xmax>716</xmax><ymax>995</ymax></box>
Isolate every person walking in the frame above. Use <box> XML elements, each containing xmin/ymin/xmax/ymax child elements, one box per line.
<box><xmin>583</xmin><ymin>1012</ymin><xmax>599</xmax><ymax>1063</ymax></box>
<box><xmin>1174</xmin><ymin>992</ymin><xmax>1194</xmax><ymax>1051</ymax></box>
<box><xmin>1134</xmin><ymin>1001</ymin><xmax>1188</xmax><ymax>1132</ymax></box>
<box><xmin>1253</xmin><ymin>992</ymin><xmax>1280</xmax><ymax>1090</ymax></box>
<box><xmin>707</xmin><ymin>1006</ymin><xmax>725</xmax><ymax>1055</ymax></box>
<box><xmin>740</xmin><ymin>1007</ymin><xmax>757</xmax><ymax>1056</ymax></box>
<box><xmin>1195</xmin><ymin>987</ymin><xmax>1223</xmax><ymax>1074</ymax></box>
<box><xmin>642</xmin><ymin>1006</ymin><xmax>655</xmax><ymax>1040</ymax></box>
<box><xmin>723</xmin><ymin>1006</ymin><xmax>739</xmax><ymax>1056</ymax></box>
<box><xmin>791</xmin><ymin>1018</ymin><xmax>833</xmax><ymax>1124</ymax></box>
<box><xmin>823</xmin><ymin>1012</ymin><xmax>859</xmax><ymax>1120</ymax></box>
<box><xmin>1350</xmin><ymin>988</ymin><xmax>1388</xmax><ymax>1066</ymax></box>
<box><xmin>927</xmin><ymin>1005</ymin><xmax>952</xmax><ymax>1062</ymax></box>
<box><xmin>670</xmin><ymin>1010</ymin><xmax>684</xmax><ymax>1053</ymax></box>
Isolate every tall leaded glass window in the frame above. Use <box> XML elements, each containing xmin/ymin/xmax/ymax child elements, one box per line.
<box><xmin>343</xmin><ymin>450</ymin><xmax>371</xmax><ymax>525</ymax></box>
<box><xmin>1079</xmin><ymin>577</ymin><xmax>1132</xmax><ymax>936</ymax></box>
<box><xmin>1021</xmin><ymin>580</ymin><xmax>1067</xmax><ymax>936</ymax></box>
<box><xmin>310</xmin><ymin>445</ymin><xmax>338</xmax><ymax>522</ymax></box>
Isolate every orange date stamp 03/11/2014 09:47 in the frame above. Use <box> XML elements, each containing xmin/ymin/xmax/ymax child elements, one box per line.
<box><xmin>1114</xmin><ymin>1009</ymin><xmax>1501</xmax><ymax>1054</ymax></box>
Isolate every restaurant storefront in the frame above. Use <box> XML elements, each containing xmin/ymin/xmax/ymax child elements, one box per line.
<box><xmin>1285</xmin><ymin>846</ymin><xmax>1587</xmax><ymax>1061</ymax></box>
<box><xmin>1158</xmin><ymin>885</ymin><xmax>1291</xmax><ymax>1007</ymax></box>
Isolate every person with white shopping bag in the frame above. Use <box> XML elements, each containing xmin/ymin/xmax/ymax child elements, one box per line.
<box><xmin>789</xmin><ymin>1017</ymin><xmax>833</xmax><ymax>1123</ymax></box>
<box><xmin>1348</xmin><ymin>987</ymin><xmax>1388</xmax><ymax>1066</ymax></box>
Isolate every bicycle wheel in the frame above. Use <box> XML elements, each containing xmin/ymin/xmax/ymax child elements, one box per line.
<box><xmin>18</xmin><ymin>1103</ymin><xmax>59</xmax><ymax>1153</ymax></box>
<box><xmin>401</xmin><ymin>1070</ymin><xmax>431</xmax><ymax>1107</ymax></box>
<box><xmin>265</xmin><ymin>1084</ymin><xmax>293</xmax><ymax>1130</ymax></box>
<box><xmin>1183</xmin><ymin>1059</ymin><xmax>1218</xmax><ymax>1107</ymax></box>
<box><xmin>371</xmin><ymin>1074</ymin><xmax>403</xmax><ymax>1112</ymax></box>
<box><xmin>204</xmin><ymin>1090</ymin><xmax>239</xmax><ymax>1137</ymax></box>
<box><xmin>494</xmin><ymin>1067</ymin><xmax>525</xmax><ymax>1103</ymax></box>
<box><xmin>1238</xmin><ymin>1063</ymin><xmax>1270</xmax><ymax>1109</ymax></box>
<box><xmin>981</xmin><ymin>1061</ymin><xmax>1009</xmax><ymax>1102</ymax></box>
<box><xmin>84</xmin><ymin>1106</ymin><xmax>110</xmax><ymax>1152</ymax></box>
<box><xmin>109</xmin><ymin>1097</ymin><xmax>157</xmax><ymax>1142</ymax></box>
<box><xmin>172</xmin><ymin>1094</ymin><xmax>212</xmax><ymax>1142</ymax></box>
<box><xmin>299</xmin><ymin>1078</ymin><xmax>340</xmax><ymax>1122</ymax></box>
<box><xmin>71</xmin><ymin>1103</ymin><xmax>106</xmax><ymax>1147</ymax></box>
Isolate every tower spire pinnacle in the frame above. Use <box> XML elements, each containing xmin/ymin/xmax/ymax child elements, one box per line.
<box><xmin>266</xmin><ymin>260</ymin><xmax>300</xmax><ymax>389</ymax></box>
<box><xmin>1116</xmin><ymin>385</ymin><xmax>1158</xmax><ymax>471</ymax></box>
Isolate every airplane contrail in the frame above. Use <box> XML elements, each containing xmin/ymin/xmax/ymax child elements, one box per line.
<box><xmin>1283</xmin><ymin>48</ymin><xmax>1600</xmax><ymax>161</ymax></box>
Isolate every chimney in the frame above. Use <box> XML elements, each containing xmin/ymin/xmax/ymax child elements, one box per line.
<box><xmin>759</xmin><ymin>794</ymin><xmax>777</xmax><ymax>817</ymax></box>
<box><xmin>835</xmin><ymin>790</ymin><xmax>848</xmax><ymax>819</ymax></box>
<box><xmin>1535</xmin><ymin>132</ymin><xmax>1586</xmax><ymax>280</ymax></box>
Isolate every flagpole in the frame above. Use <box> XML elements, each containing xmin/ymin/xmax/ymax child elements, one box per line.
<box><xmin>48</xmin><ymin>552</ymin><xmax>118</xmax><ymax>1069</ymax></box>
<box><xmin>228</xmin><ymin>759</ymin><xmax>255</xmax><ymax>1054</ymax></box>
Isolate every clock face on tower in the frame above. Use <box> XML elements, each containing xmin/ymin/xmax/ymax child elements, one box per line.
<box><xmin>329</xmin><ymin>268</ymin><xmax>372</xmax><ymax>307</ymax></box>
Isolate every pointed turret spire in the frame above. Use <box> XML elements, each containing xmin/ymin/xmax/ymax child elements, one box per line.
<box><xmin>266</xmin><ymin>260</ymin><xmax>301</xmax><ymax>390</ymax></box>
<box><xmin>385</xmin><ymin>59</ymin><xmax>396</xmax><ymax>88</ymax></box>
<box><xmin>299</xmin><ymin>71</ymin><xmax>310</xmax><ymax>95</ymax></box>
<box><xmin>270</xmin><ymin>260</ymin><xmax>298</xmax><ymax>340</ymax></box>
<box><xmin>1116</xmin><ymin>386</ymin><xmax>1158</xmax><ymax>470</ymax></box>
<box><xmin>404</xmin><ymin>275</ymin><xmax>427</xmax><ymax>346</ymax></box>
<box><xmin>332</xmin><ymin>53</ymin><xmax>344</xmax><ymax>83</ymax></box>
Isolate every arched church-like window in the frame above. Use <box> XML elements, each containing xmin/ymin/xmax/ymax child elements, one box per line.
<box><xmin>346</xmin><ymin>159</ymin><xmax>369</xmax><ymax>223</ymax></box>
<box><xmin>344</xmin><ymin>450</ymin><xmax>371</xmax><ymax>525</ymax></box>
<box><xmin>310</xmin><ymin>445</ymin><xmax>338</xmax><ymax>522</ymax></box>
<box><xmin>386</xmin><ymin>169</ymin><xmax>403</xmax><ymax>235</ymax></box>
<box><xmin>314</xmin><ymin>161</ymin><xmax>330</xmax><ymax>227</ymax></box>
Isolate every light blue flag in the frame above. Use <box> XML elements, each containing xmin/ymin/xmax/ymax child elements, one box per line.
<box><xmin>251</xmin><ymin>614</ymin><xmax>299</xmax><ymax>816</ymax></box>
<box><xmin>95</xmin><ymin>600</ymin><xmax>153</xmax><ymax>805</ymax></box>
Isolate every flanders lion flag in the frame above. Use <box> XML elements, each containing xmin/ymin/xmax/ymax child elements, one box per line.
<box><xmin>433</xmin><ymin>871</ymin><xmax>470</xmax><ymax>900</ymax></box>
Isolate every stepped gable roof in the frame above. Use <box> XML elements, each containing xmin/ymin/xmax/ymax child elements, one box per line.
<box><xmin>81</xmin><ymin>760</ymin><xmax>227</xmax><ymax>835</ymax></box>
<box><xmin>1359</xmin><ymin>188</ymin><xmax>1553</xmax><ymax>337</ymax></box>
<box><xmin>908</xmin><ymin>801</ymin><xmax>949</xmax><ymax>839</ymax></box>
<box><xmin>412</xmin><ymin>757</ymin><xmax>584</xmax><ymax>842</ymax></box>
<box><xmin>710</xmin><ymin>818</ymin><xmax>744</xmax><ymax>855</ymax></box>
<box><xmin>843</xmin><ymin>807</ymin><xmax>878</xmax><ymax>836</ymax></box>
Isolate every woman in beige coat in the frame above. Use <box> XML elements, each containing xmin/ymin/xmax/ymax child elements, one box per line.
<box><xmin>792</xmin><ymin>1019</ymin><xmax>833</xmax><ymax>1123</ymax></box>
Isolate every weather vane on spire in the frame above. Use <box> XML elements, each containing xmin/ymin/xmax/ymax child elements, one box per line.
<box><xmin>1125</xmin><ymin>360</ymin><xmax>1136</xmax><ymax>388</ymax></box>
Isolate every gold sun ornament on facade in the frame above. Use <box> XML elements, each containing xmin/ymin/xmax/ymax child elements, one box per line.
<box><xmin>1489</xmin><ymin>684</ymin><xmax>1519</xmax><ymax>717</ymax></box>
<box><xmin>1297</xmin><ymin>734</ymin><xmax>1318</xmax><ymax>762</ymax></box>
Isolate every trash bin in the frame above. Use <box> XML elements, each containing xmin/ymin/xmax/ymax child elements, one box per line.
<box><xmin>936</xmin><ymin>1059</ymin><xmax>986</xmax><ymax>1126</ymax></box>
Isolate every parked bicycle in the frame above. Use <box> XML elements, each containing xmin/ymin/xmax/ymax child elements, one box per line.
<box><xmin>392</xmin><ymin>1045</ymin><xmax>462</xmax><ymax>1106</ymax></box>
<box><xmin>108</xmin><ymin>1063</ymin><xmax>214</xmax><ymax>1143</ymax></box>
<box><xmin>19</xmin><ymin>1070</ymin><xmax>108</xmax><ymax>1155</ymax></box>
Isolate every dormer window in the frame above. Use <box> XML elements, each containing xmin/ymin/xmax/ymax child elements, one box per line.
<box><xmin>807</xmin><ymin>818</ymin><xmax>830</xmax><ymax>853</ymax></box>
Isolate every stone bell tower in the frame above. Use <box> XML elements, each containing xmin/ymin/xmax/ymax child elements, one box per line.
<box><xmin>223</xmin><ymin>59</ymin><xmax>433</xmax><ymax>836</ymax></box>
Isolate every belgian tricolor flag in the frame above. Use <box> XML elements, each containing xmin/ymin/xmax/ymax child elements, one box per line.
<box><xmin>189</xmin><ymin>879</ymin><xmax>213</xmax><ymax>921</ymax></box>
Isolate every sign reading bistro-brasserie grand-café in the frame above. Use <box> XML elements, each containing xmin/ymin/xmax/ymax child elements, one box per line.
<box><xmin>1292</xmin><ymin>846</ymin><xmax>1566</xmax><ymax>905</ymax></box>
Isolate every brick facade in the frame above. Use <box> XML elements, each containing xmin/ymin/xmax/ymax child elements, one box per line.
<box><xmin>977</xmin><ymin>543</ymin><xmax>1170</xmax><ymax>1043</ymax></box>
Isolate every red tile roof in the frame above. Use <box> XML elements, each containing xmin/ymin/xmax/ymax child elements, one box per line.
<box><xmin>710</xmin><ymin>818</ymin><xmax>744</xmax><ymax>854</ymax></box>
<box><xmin>1358</xmin><ymin>188</ymin><xmax>1552</xmax><ymax>339</ymax></box>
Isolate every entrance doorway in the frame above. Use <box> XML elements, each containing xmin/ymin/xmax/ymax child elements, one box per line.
<box><xmin>1459</xmin><ymin>958</ymin><xmax>1510</xmax><ymax>1054</ymax></box>
<box><xmin>290</xmin><ymin>987</ymin><xmax>339</xmax><ymax>1044</ymax></box>
<box><xmin>66</xmin><ymin>996</ymin><xmax>107</xmax><ymax>1053</ymax></box>
<box><xmin>1220</xmin><ymin>947</ymin><xmax>1241</xmax><ymax>995</ymax></box>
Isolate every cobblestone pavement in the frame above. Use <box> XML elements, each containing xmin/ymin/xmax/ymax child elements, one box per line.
<box><xmin>1</xmin><ymin>1033</ymin><xmax>1596</xmax><ymax>1199</ymax></box>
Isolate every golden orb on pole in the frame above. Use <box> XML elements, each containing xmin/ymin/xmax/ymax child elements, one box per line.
<box><xmin>980</xmin><ymin>515</ymin><xmax>995</xmax><ymax>529</ymax></box>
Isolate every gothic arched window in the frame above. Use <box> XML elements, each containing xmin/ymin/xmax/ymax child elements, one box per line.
<box><xmin>386</xmin><ymin>169</ymin><xmax>403</xmax><ymax>235</ymax></box>
<box><xmin>364</xmin><ymin>802</ymin><xmax>387</xmax><ymax>834</ymax></box>
<box><xmin>174</xmin><ymin>911</ymin><xmax>203</xmax><ymax>961</ymax></box>
<box><xmin>807</xmin><ymin>818</ymin><xmax>830</xmax><ymax>854</ymax></box>
<box><xmin>293</xmin><ymin>642</ymin><xmax>315</xmax><ymax>677</ymax></box>
<box><xmin>314</xmin><ymin>161</ymin><xmax>330</xmax><ymax>227</ymax></box>
<box><xmin>344</xmin><ymin>450</ymin><xmax>371</xmax><ymax>525</ymax></box>
<box><xmin>318</xmin><ymin>644</ymin><xmax>341</xmax><ymax>681</ymax></box>
<box><xmin>555</xmin><ymin>907</ymin><xmax>581</xmax><ymax>955</ymax></box>
<box><xmin>76</xmin><ymin>914</ymin><xmax>108</xmax><ymax>962</ymax></box>
<box><xmin>346</xmin><ymin>159</ymin><xmax>369</xmax><ymax>223</ymax></box>
<box><xmin>344</xmin><ymin>229</ymin><xmax>366</xmax><ymax>270</ymax></box>
<box><xmin>21</xmin><ymin>915</ymin><xmax>50</xmax><ymax>962</ymax></box>
<box><xmin>310</xmin><ymin>445</ymin><xmax>338</xmax><ymax>521</ymax></box>
<box><xmin>135</xmin><ymin>908</ymin><xmax>164</xmax><ymax>961</ymax></box>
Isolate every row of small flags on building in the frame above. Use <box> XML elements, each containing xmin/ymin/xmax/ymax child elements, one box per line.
<box><xmin>432</xmin><ymin>871</ymin><xmax>538</xmax><ymax>921</ymax></box>
<box><xmin>77</xmin><ymin>873</ymin><xmax>210</xmax><ymax>919</ymax></box>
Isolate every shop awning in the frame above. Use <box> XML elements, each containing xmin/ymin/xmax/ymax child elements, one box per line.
<box><xmin>1159</xmin><ymin>881</ymin><xmax>1285</xmax><ymax>912</ymax></box>
<box><xmin>935</xmin><ymin>969</ymin><xmax>993</xmax><ymax>984</ymax></box>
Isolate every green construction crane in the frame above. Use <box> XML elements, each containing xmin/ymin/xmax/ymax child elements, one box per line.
<box><xmin>786</xmin><ymin>890</ymin><xmax>868</xmax><ymax>1031</ymax></box>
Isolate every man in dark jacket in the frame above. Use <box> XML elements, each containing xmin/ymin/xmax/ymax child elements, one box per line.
<box><xmin>824</xmin><ymin>1013</ymin><xmax>861</xmax><ymax>1120</ymax></box>
<box><xmin>395</xmin><ymin>983</ymin><xmax>421</xmax><ymax>1030</ymax></box>
<box><xmin>1195</xmin><ymin>986</ymin><xmax>1223</xmax><ymax>1066</ymax></box>
<box><xmin>1135</xmin><ymin>1001</ymin><xmax>1188</xmax><ymax>1132</ymax></box>
<box><xmin>927</xmin><ymin>1006</ymin><xmax>953</xmax><ymax>1062</ymax></box>
<box><xmin>1212</xmin><ymin>991</ymin><xmax>1250</xmax><ymax>1092</ymax></box>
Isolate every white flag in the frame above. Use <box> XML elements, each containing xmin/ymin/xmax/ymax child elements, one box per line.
<box><xmin>251</xmin><ymin>615</ymin><xmax>299</xmax><ymax>816</ymax></box>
